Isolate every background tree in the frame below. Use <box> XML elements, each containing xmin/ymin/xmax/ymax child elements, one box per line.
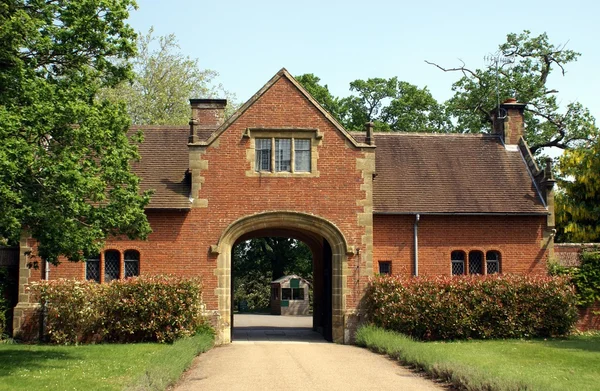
<box><xmin>99</xmin><ymin>28</ymin><xmax>237</xmax><ymax>125</ymax></box>
<box><xmin>427</xmin><ymin>30</ymin><xmax>597</xmax><ymax>154</ymax></box>
<box><xmin>555</xmin><ymin>138</ymin><xmax>600</xmax><ymax>242</ymax></box>
<box><xmin>0</xmin><ymin>0</ymin><xmax>151</xmax><ymax>264</ymax></box>
<box><xmin>233</xmin><ymin>238</ymin><xmax>312</xmax><ymax>311</ymax></box>
<box><xmin>297</xmin><ymin>75</ymin><xmax>448</xmax><ymax>132</ymax></box>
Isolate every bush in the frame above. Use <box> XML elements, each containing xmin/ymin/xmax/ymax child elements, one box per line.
<box><xmin>30</xmin><ymin>275</ymin><xmax>206</xmax><ymax>344</ymax></box>
<box><xmin>549</xmin><ymin>249</ymin><xmax>600</xmax><ymax>307</ymax></box>
<box><xmin>365</xmin><ymin>274</ymin><xmax>578</xmax><ymax>340</ymax></box>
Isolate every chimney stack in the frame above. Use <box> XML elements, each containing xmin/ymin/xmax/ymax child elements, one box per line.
<box><xmin>492</xmin><ymin>98</ymin><xmax>526</xmax><ymax>146</ymax></box>
<box><xmin>365</xmin><ymin>122</ymin><xmax>375</xmax><ymax>145</ymax></box>
<box><xmin>189</xmin><ymin>98</ymin><xmax>227</xmax><ymax>143</ymax></box>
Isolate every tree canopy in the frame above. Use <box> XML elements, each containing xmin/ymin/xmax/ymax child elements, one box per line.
<box><xmin>0</xmin><ymin>0</ymin><xmax>151</xmax><ymax>264</ymax></box>
<box><xmin>555</xmin><ymin>138</ymin><xmax>600</xmax><ymax>242</ymax></box>
<box><xmin>99</xmin><ymin>28</ymin><xmax>237</xmax><ymax>125</ymax></box>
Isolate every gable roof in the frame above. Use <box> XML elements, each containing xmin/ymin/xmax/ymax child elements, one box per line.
<box><xmin>130</xmin><ymin>126</ymin><xmax>191</xmax><ymax>210</ymax></box>
<box><xmin>366</xmin><ymin>132</ymin><xmax>548</xmax><ymax>215</ymax></box>
<box><xmin>191</xmin><ymin>68</ymin><xmax>373</xmax><ymax>149</ymax></box>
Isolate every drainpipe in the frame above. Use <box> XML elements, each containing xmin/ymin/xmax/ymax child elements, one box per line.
<box><xmin>41</xmin><ymin>260</ymin><xmax>49</xmax><ymax>340</ymax></box>
<box><xmin>413</xmin><ymin>214</ymin><xmax>420</xmax><ymax>276</ymax></box>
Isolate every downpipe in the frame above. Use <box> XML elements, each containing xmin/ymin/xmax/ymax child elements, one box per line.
<box><xmin>413</xmin><ymin>214</ymin><xmax>420</xmax><ymax>277</ymax></box>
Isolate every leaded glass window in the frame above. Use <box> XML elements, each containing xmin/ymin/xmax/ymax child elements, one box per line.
<box><xmin>451</xmin><ymin>251</ymin><xmax>465</xmax><ymax>275</ymax></box>
<box><xmin>275</xmin><ymin>138</ymin><xmax>291</xmax><ymax>172</ymax></box>
<box><xmin>255</xmin><ymin>138</ymin><xmax>271</xmax><ymax>172</ymax></box>
<box><xmin>468</xmin><ymin>251</ymin><xmax>483</xmax><ymax>275</ymax></box>
<box><xmin>86</xmin><ymin>255</ymin><xmax>100</xmax><ymax>282</ymax></box>
<box><xmin>486</xmin><ymin>251</ymin><xmax>500</xmax><ymax>274</ymax></box>
<box><xmin>294</xmin><ymin>139</ymin><xmax>311</xmax><ymax>172</ymax></box>
<box><xmin>104</xmin><ymin>250</ymin><xmax>120</xmax><ymax>282</ymax></box>
<box><xmin>124</xmin><ymin>250</ymin><xmax>140</xmax><ymax>278</ymax></box>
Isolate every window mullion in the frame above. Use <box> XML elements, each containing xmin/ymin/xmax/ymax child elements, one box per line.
<box><xmin>291</xmin><ymin>137</ymin><xmax>295</xmax><ymax>172</ymax></box>
<box><xmin>271</xmin><ymin>138</ymin><xmax>275</xmax><ymax>172</ymax></box>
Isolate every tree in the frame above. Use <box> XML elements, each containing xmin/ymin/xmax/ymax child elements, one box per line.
<box><xmin>99</xmin><ymin>28</ymin><xmax>236</xmax><ymax>125</ymax></box>
<box><xmin>427</xmin><ymin>30</ymin><xmax>597</xmax><ymax>154</ymax></box>
<box><xmin>297</xmin><ymin>75</ymin><xmax>449</xmax><ymax>132</ymax></box>
<box><xmin>555</xmin><ymin>138</ymin><xmax>600</xmax><ymax>242</ymax></box>
<box><xmin>0</xmin><ymin>0</ymin><xmax>152</xmax><ymax>264</ymax></box>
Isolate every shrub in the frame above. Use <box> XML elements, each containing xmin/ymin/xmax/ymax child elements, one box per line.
<box><xmin>365</xmin><ymin>274</ymin><xmax>578</xmax><ymax>340</ymax></box>
<box><xmin>30</xmin><ymin>275</ymin><xmax>206</xmax><ymax>344</ymax></box>
<box><xmin>549</xmin><ymin>248</ymin><xmax>600</xmax><ymax>307</ymax></box>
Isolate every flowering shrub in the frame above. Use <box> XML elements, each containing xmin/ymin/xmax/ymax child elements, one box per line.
<box><xmin>365</xmin><ymin>274</ymin><xmax>578</xmax><ymax>340</ymax></box>
<box><xmin>30</xmin><ymin>275</ymin><xmax>206</xmax><ymax>344</ymax></box>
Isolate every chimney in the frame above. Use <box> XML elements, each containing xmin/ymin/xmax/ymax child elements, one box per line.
<box><xmin>189</xmin><ymin>98</ymin><xmax>227</xmax><ymax>143</ymax></box>
<box><xmin>491</xmin><ymin>98</ymin><xmax>526</xmax><ymax>146</ymax></box>
<box><xmin>365</xmin><ymin>122</ymin><xmax>375</xmax><ymax>145</ymax></box>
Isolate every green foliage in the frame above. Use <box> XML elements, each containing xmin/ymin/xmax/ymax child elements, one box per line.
<box><xmin>366</xmin><ymin>274</ymin><xmax>578</xmax><ymax>340</ymax></box>
<box><xmin>297</xmin><ymin>74</ymin><xmax>448</xmax><ymax>132</ymax></box>
<box><xmin>0</xmin><ymin>0</ymin><xmax>152</xmax><ymax>264</ymax></box>
<box><xmin>439</xmin><ymin>30</ymin><xmax>597</xmax><ymax>154</ymax></box>
<box><xmin>356</xmin><ymin>325</ymin><xmax>600</xmax><ymax>391</ymax></box>
<box><xmin>556</xmin><ymin>138</ymin><xmax>600</xmax><ymax>242</ymax></box>
<box><xmin>233</xmin><ymin>238</ymin><xmax>312</xmax><ymax>311</ymax></box>
<box><xmin>572</xmin><ymin>250</ymin><xmax>600</xmax><ymax>307</ymax></box>
<box><xmin>30</xmin><ymin>275</ymin><xmax>206</xmax><ymax>344</ymax></box>
<box><xmin>99</xmin><ymin>28</ymin><xmax>237</xmax><ymax>125</ymax></box>
<box><xmin>0</xmin><ymin>267</ymin><xmax>13</xmax><ymax>338</ymax></box>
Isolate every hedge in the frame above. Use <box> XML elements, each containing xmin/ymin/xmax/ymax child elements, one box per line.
<box><xmin>365</xmin><ymin>274</ymin><xmax>578</xmax><ymax>340</ymax></box>
<box><xmin>30</xmin><ymin>275</ymin><xmax>206</xmax><ymax>344</ymax></box>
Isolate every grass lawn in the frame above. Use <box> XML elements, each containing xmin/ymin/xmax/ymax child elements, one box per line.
<box><xmin>0</xmin><ymin>331</ymin><xmax>213</xmax><ymax>391</ymax></box>
<box><xmin>356</xmin><ymin>325</ymin><xmax>600</xmax><ymax>391</ymax></box>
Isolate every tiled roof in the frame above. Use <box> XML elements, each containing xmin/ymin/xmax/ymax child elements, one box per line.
<box><xmin>130</xmin><ymin>126</ymin><xmax>191</xmax><ymax>209</ymax></box>
<box><xmin>366</xmin><ymin>132</ymin><xmax>548</xmax><ymax>214</ymax></box>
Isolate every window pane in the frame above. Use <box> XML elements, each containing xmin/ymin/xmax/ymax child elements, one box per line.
<box><xmin>104</xmin><ymin>250</ymin><xmax>120</xmax><ymax>282</ymax></box>
<box><xmin>451</xmin><ymin>261</ymin><xmax>464</xmax><ymax>275</ymax></box>
<box><xmin>486</xmin><ymin>251</ymin><xmax>500</xmax><ymax>274</ymax></box>
<box><xmin>378</xmin><ymin>261</ymin><xmax>391</xmax><ymax>275</ymax></box>
<box><xmin>292</xmin><ymin>288</ymin><xmax>304</xmax><ymax>300</ymax></box>
<box><xmin>124</xmin><ymin>250</ymin><xmax>140</xmax><ymax>278</ymax></box>
<box><xmin>275</xmin><ymin>139</ymin><xmax>291</xmax><ymax>172</ymax></box>
<box><xmin>282</xmin><ymin>288</ymin><xmax>292</xmax><ymax>300</ymax></box>
<box><xmin>294</xmin><ymin>139</ymin><xmax>311</xmax><ymax>172</ymax></box>
<box><xmin>451</xmin><ymin>251</ymin><xmax>465</xmax><ymax>261</ymax></box>
<box><xmin>255</xmin><ymin>138</ymin><xmax>271</xmax><ymax>172</ymax></box>
<box><xmin>469</xmin><ymin>251</ymin><xmax>483</xmax><ymax>275</ymax></box>
<box><xmin>86</xmin><ymin>255</ymin><xmax>100</xmax><ymax>282</ymax></box>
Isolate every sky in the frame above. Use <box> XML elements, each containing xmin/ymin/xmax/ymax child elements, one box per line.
<box><xmin>127</xmin><ymin>0</ymin><xmax>600</xmax><ymax>120</ymax></box>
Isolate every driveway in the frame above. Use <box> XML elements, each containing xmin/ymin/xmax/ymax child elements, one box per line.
<box><xmin>174</xmin><ymin>314</ymin><xmax>445</xmax><ymax>391</ymax></box>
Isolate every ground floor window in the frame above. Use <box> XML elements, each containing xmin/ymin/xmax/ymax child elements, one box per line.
<box><xmin>451</xmin><ymin>250</ymin><xmax>501</xmax><ymax>276</ymax></box>
<box><xmin>378</xmin><ymin>261</ymin><xmax>392</xmax><ymax>275</ymax></box>
<box><xmin>86</xmin><ymin>249</ymin><xmax>140</xmax><ymax>283</ymax></box>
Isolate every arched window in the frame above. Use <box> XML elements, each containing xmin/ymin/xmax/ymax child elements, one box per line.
<box><xmin>468</xmin><ymin>251</ymin><xmax>484</xmax><ymax>275</ymax></box>
<box><xmin>104</xmin><ymin>250</ymin><xmax>120</xmax><ymax>282</ymax></box>
<box><xmin>86</xmin><ymin>254</ymin><xmax>100</xmax><ymax>282</ymax></box>
<box><xmin>486</xmin><ymin>251</ymin><xmax>501</xmax><ymax>274</ymax></box>
<box><xmin>124</xmin><ymin>250</ymin><xmax>140</xmax><ymax>278</ymax></box>
<box><xmin>451</xmin><ymin>251</ymin><xmax>465</xmax><ymax>275</ymax></box>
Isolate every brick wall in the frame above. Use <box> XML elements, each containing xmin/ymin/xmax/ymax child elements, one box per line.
<box><xmin>373</xmin><ymin>214</ymin><xmax>548</xmax><ymax>276</ymax></box>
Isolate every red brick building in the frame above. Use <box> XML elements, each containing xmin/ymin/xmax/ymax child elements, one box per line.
<box><xmin>13</xmin><ymin>69</ymin><xmax>556</xmax><ymax>343</ymax></box>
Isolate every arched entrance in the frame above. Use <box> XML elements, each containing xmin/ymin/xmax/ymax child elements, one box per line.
<box><xmin>212</xmin><ymin>211</ymin><xmax>351</xmax><ymax>343</ymax></box>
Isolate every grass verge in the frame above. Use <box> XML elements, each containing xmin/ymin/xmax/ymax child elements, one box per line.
<box><xmin>356</xmin><ymin>324</ymin><xmax>600</xmax><ymax>391</ymax></box>
<box><xmin>0</xmin><ymin>330</ymin><xmax>214</xmax><ymax>391</ymax></box>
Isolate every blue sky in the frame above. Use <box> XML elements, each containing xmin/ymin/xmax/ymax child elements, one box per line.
<box><xmin>127</xmin><ymin>0</ymin><xmax>600</xmax><ymax>119</ymax></box>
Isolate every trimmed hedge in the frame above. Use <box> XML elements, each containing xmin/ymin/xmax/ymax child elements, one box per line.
<box><xmin>365</xmin><ymin>274</ymin><xmax>578</xmax><ymax>340</ymax></box>
<box><xmin>30</xmin><ymin>275</ymin><xmax>206</xmax><ymax>344</ymax></box>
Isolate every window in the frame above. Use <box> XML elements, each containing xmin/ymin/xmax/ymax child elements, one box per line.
<box><xmin>86</xmin><ymin>249</ymin><xmax>140</xmax><ymax>283</ymax></box>
<box><xmin>104</xmin><ymin>250</ymin><xmax>120</xmax><ymax>282</ymax></box>
<box><xmin>292</xmin><ymin>288</ymin><xmax>304</xmax><ymax>300</ymax></box>
<box><xmin>451</xmin><ymin>251</ymin><xmax>465</xmax><ymax>275</ymax></box>
<box><xmin>378</xmin><ymin>261</ymin><xmax>392</xmax><ymax>275</ymax></box>
<box><xmin>294</xmin><ymin>139</ymin><xmax>311</xmax><ymax>172</ymax></box>
<box><xmin>124</xmin><ymin>250</ymin><xmax>140</xmax><ymax>278</ymax></box>
<box><xmin>86</xmin><ymin>254</ymin><xmax>100</xmax><ymax>282</ymax></box>
<box><xmin>468</xmin><ymin>251</ymin><xmax>484</xmax><ymax>275</ymax></box>
<box><xmin>282</xmin><ymin>288</ymin><xmax>292</xmax><ymax>300</ymax></box>
<box><xmin>486</xmin><ymin>251</ymin><xmax>500</xmax><ymax>274</ymax></box>
<box><xmin>255</xmin><ymin>138</ymin><xmax>271</xmax><ymax>172</ymax></box>
<box><xmin>254</xmin><ymin>137</ymin><xmax>311</xmax><ymax>173</ymax></box>
<box><xmin>275</xmin><ymin>138</ymin><xmax>291</xmax><ymax>172</ymax></box>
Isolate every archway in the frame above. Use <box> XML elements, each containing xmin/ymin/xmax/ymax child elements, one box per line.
<box><xmin>212</xmin><ymin>211</ymin><xmax>351</xmax><ymax>343</ymax></box>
